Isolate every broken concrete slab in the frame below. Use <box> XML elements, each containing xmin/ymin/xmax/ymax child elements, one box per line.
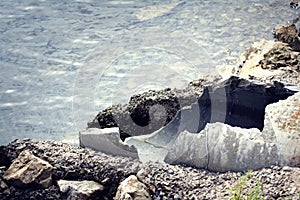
<box><xmin>85</xmin><ymin>77</ymin><xmax>298</xmax><ymax>172</ymax></box>
<box><xmin>79</xmin><ymin>128</ymin><xmax>138</xmax><ymax>158</ymax></box>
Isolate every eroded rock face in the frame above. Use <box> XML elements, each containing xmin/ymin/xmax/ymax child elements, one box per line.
<box><xmin>196</xmin><ymin>77</ymin><xmax>296</xmax><ymax>131</ymax></box>
<box><xmin>125</xmin><ymin>77</ymin><xmax>298</xmax><ymax>171</ymax></box>
<box><xmin>115</xmin><ymin>175</ymin><xmax>151</xmax><ymax>200</ymax></box>
<box><xmin>88</xmin><ymin>76</ymin><xmax>220</xmax><ymax>140</ymax></box>
<box><xmin>273</xmin><ymin>24</ymin><xmax>300</xmax><ymax>51</ymax></box>
<box><xmin>57</xmin><ymin>180</ymin><xmax>104</xmax><ymax>200</ymax></box>
<box><xmin>162</xmin><ymin>94</ymin><xmax>300</xmax><ymax>172</ymax></box>
<box><xmin>238</xmin><ymin>40</ymin><xmax>300</xmax><ymax>85</ymax></box>
<box><xmin>3</xmin><ymin>151</ymin><xmax>53</xmax><ymax>188</ymax></box>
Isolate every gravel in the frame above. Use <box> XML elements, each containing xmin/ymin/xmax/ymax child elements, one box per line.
<box><xmin>0</xmin><ymin>139</ymin><xmax>299</xmax><ymax>200</ymax></box>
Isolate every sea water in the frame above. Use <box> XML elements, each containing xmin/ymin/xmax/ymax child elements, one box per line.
<box><xmin>0</xmin><ymin>0</ymin><xmax>298</xmax><ymax>145</ymax></box>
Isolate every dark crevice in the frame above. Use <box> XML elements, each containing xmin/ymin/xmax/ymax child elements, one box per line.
<box><xmin>196</xmin><ymin>76</ymin><xmax>297</xmax><ymax>132</ymax></box>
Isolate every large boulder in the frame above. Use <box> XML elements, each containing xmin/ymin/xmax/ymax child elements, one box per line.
<box><xmin>237</xmin><ymin>40</ymin><xmax>299</xmax><ymax>84</ymax></box>
<box><xmin>115</xmin><ymin>175</ymin><xmax>151</xmax><ymax>200</ymax></box>
<box><xmin>168</xmin><ymin>94</ymin><xmax>299</xmax><ymax>171</ymax></box>
<box><xmin>57</xmin><ymin>180</ymin><xmax>104</xmax><ymax>200</ymax></box>
<box><xmin>130</xmin><ymin>122</ymin><xmax>282</xmax><ymax>172</ymax></box>
<box><xmin>126</xmin><ymin>77</ymin><xmax>299</xmax><ymax>171</ymax></box>
<box><xmin>146</xmin><ymin>109</ymin><xmax>300</xmax><ymax>172</ymax></box>
<box><xmin>87</xmin><ymin>76</ymin><xmax>220</xmax><ymax>140</ymax></box>
<box><xmin>3</xmin><ymin>151</ymin><xmax>53</xmax><ymax>188</ymax></box>
<box><xmin>273</xmin><ymin>24</ymin><xmax>300</xmax><ymax>51</ymax></box>
<box><xmin>264</xmin><ymin>92</ymin><xmax>300</xmax><ymax>166</ymax></box>
<box><xmin>146</xmin><ymin>76</ymin><xmax>296</xmax><ymax>138</ymax></box>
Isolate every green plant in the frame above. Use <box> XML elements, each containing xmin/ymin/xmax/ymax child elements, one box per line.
<box><xmin>229</xmin><ymin>170</ymin><xmax>265</xmax><ymax>200</ymax></box>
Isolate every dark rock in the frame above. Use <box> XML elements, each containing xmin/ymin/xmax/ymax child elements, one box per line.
<box><xmin>0</xmin><ymin>146</ymin><xmax>10</xmax><ymax>168</ymax></box>
<box><xmin>174</xmin><ymin>76</ymin><xmax>297</xmax><ymax>133</ymax></box>
<box><xmin>273</xmin><ymin>24</ymin><xmax>300</xmax><ymax>51</ymax></box>
<box><xmin>88</xmin><ymin>76</ymin><xmax>220</xmax><ymax>140</ymax></box>
<box><xmin>0</xmin><ymin>139</ymin><xmax>142</xmax><ymax>199</ymax></box>
<box><xmin>290</xmin><ymin>0</ymin><xmax>299</xmax><ymax>9</ymax></box>
<box><xmin>1</xmin><ymin>140</ymin><xmax>299</xmax><ymax>199</ymax></box>
<box><xmin>259</xmin><ymin>44</ymin><xmax>300</xmax><ymax>72</ymax></box>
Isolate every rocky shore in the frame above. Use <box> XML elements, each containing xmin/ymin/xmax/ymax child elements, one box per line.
<box><xmin>0</xmin><ymin>139</ymin><xmax>299</xmax><ymax>200</ymax></box>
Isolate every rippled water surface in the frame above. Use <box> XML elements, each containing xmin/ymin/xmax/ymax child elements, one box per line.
<box><xmin>0</xmin><ymin>0</ymin><xmax>298</xmax><ymax>145</ymax></box>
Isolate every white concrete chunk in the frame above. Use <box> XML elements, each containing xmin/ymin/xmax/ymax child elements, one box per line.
<box><xmin>79</xmin><ymin>128</ymin><xmax>138</xmax><ymax>158</ymax></box>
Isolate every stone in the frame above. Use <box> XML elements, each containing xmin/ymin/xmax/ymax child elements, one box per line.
<box><xmin>0</xmin><ymin>146</ymin><xmax>10</xmax><ymax>168</ymax></box>
<box><xmin>115</xmin><ymin>175</ymin><xmax>151</xmax><ymax>200</ymax></box>
<box><xmin>273</xmin><ymin>24</ymin><xmax>300</xmax><ymax>51</ymax></box>
<box><xmin>3</xmin><ymin>150</ymin><xmax>53</xmax><ymax>188</ymax></box>
<box><xmin>237</xmin><ymin>40</ymin><xmax>300</xmax><ymax>84</ymax></box>
<box><xmin>162</xmin><ymin>93</ymin><xmax>298</xmax><ymax>171</ymax></box>
<box><xmin>206</xmin><ymin>123</ymin><xmax>280</xmax><ymax>172</ymax></box>
<box><xmin>88</xmin><ymin>89</ymin><xmax>181</xmax><ymax>140</ymax></box>
<box><xmin>162</xmin><ymin>77</ymin><xmax>295</xmax><ymax>135</ymax></box>
<box><xmin>57</xmin><ymin>180</ymin><xmax>104</xmax><ymax>200</ymax></box>
<box><xmin>290</xmin><ymin>0</ymin><xmax>299</xmax><ymax>9</ymax></box>
<box><xmin>125</xmin><ymin>77</ymin><xmax>297</xmax><ymax>171</ymax></box>
<box><xmin>158</xmin><ymin>122</ymin><xmax>280</xmax><ymax>172</ymax></box>
<box><xmin>0</xmin><ymin>178</ymin><xmax>10</xmax><ymax>195</ymax></box>
<box><xmin>79</xmin><ymin>127</ymin><xmax>138</xmax><ymax>158</ymax></box>
<box><xmin>88</xmin><ymin>76</ymin><xmax>220</xmax><ymax>140</ymax></box>
<box><xmin>263</xmin><ymin>92</ymin><xmax>300</xmax><ymax>166</ymax></box>
<box><xmin>163</xmin><ymin>130</ymin><xmax>208</xmax><ymax>168</ymax></box>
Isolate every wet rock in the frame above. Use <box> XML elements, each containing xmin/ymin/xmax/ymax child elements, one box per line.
<box><xmin>88</xmin><ymin>89</ymin><xmax>181</xmax><ymax>140</ymax></box>
<box><xmin>79</xmin><ymin>127</ymin><xmax>138</xmax><ymax>158</ymax></box>
<box><xmin>3</xmin><ymin>150</ymin><xmax>53</xmax><ymax>189</ymax></box>
<box><xmin>273</xmin><ymin>24</ymin><xmax>300</xmax><ymax>51</ymax></box>
<box><xmin>57</xmin><ymin>180</ymin><xmax>104</xmax><ymax>200</ymax></box>
<box><xmin>115</xmin><ymin>175</ymin><xmax>151</xmax><ymax>200</ymax></box>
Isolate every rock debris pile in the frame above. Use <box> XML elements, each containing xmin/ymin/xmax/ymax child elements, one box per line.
<box><xmin>0</xmin><ymin>140</ymin><xmax>299</xmax><ymax>199</ymax></box>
